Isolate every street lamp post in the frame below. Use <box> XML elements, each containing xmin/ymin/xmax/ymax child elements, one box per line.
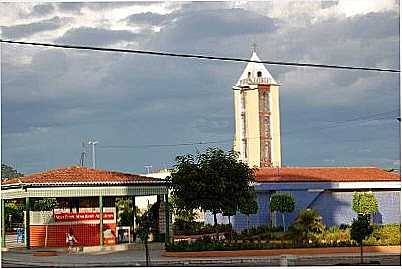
<box><xmin>88</xmin><ymin>140</ymin><xmax>99</xmax><ymax>169</ymax></box>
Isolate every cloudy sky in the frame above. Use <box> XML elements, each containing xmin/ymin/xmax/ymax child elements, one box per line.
<box><xmin>1</xmin><ymin>0</ymin><xmax>400</xmax><ymax>175</ymax></box>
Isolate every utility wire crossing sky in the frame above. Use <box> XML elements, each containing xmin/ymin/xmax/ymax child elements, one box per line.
<box><xmin>1</xmin><ymin>39</ymin><xmax>400</xmax><ymax>73</ymax></box>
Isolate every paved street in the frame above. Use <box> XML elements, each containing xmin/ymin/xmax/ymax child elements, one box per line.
<box><xmin>2</xmin><ymin>247</ymin><xmax>400</xmax><ymax>267</ymax></box>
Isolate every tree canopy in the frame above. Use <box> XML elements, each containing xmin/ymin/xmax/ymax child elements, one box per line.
<box><xmin>352</xmin><ymin>192</ymin><xmax>379</xmax><ymax>216</ymax></box>
<box><xmin>33</xmin><ymin>198</ymin><xmax>58</xmax><ymax>211</ymax></box>
<box><xmin>239</xmin><ymin>189</ymin><xmax>259</xmax><ymax>228</ymax></box>
<box><xmin>270</xmin><ymin>192</ymin><xmax>296</xmax><ymax>231</ymax></box>
<box><xmin>169</xmin><ymin>147</ymin><xmax>256</xmax><ymax>225</ymax></box>
<box><xmin>270</xmin><ymin>192</ymin><xmax>295</xmax><ymax>214</ymax></box>
<box><xmin>1</xmin><ymin>164</ymin><xmax>23</xmax><ymax>180</ymax></box>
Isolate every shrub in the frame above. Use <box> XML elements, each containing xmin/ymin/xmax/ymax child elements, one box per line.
<box><xmin>365</xmin><ymin>224</ymin><xmax>400</xmax><ymax>246</ymax></box>
<box><xmin>166</xmin><ymin>239</ymin><xmax>359</xmax><ymax>252</ymax></box>
<box><xmin>318</xmin><ymin>226</ymin><xmax>351</xmax><ymax>243</ymax></box>
<box><xmin>287</xmin><ymin>209</ymin><xmax>325</xmax><ymax>245</ymax></box>
<box><xmin>173</xmin><ymin>220</ymin><xmax>232</xmax><ymax>235</ymax></box>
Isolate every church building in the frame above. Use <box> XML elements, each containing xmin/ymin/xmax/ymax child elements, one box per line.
<box><xmin>205</xmin><ymin>48</ymin><xmax>401</xmax><ymax>230</ymax></box>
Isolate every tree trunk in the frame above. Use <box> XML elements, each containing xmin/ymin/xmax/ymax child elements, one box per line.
<box><xmin>213</xmin><ymin>212</ymin><xmax>217</xmax><ymax>226</ymax></box>
<box><xmin>228</xmin><ymin>216</ymin><xmax>232</xmax><ymax>244</ymax></box>
<box><xmin>247</xmin><ymin>215</ymin><xmax>250</xmax><ymax>230</ymax></box>
<box><xmin>45</xmin><ymin>225</ymin><xmax>48</xmax><ymax>247</ymax></box>
<box><xmin>360</xmin><ymin>241</ymin><xmax>363</xmax><ymax>264</ymax></box>
<box><xmin>282</xmin><ymin>213</ymin><xmax>286</xmax><ymax>232</ymax></box>
<box><xmin>145</xmin><ymin>240</ymin><xmax>150</xmax><ymax>266</ymax></box>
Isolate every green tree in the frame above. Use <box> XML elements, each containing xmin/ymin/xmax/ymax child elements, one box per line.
<box><xmin>116</xmin><ymin>198</ymin><xmax>140</xmax><ymax>227</ymax></box>
<box><xmin>170</xmin><ymin>195</ymin><xmax>197</xmax><ymax>222</ymax></box>
<box><xmin>1</xmin><ymin>164</ymin><xmax>23</xmax><ymax>180</ymax></box>
<box><xmin>351</xmin><ymin>215</ymin><xmax>373</xmax><ymax>264</ymax></box>
<box><xmin>239</xmin><ymin>189</ymin><xmax>259</xmax><ymax>229</ymax></box>
<box><xmin>33</xmin><ymin>198</ymin><xmax>58</xmax><ymax>247</ymax></box>
<box><xmin>352</xmin><ymin>192</ymin><xmax>379</xmax><ymax>221</ymax></box>
<box><xmin>4</xmin><ymin>201</ymin><xmax>24</xmax><ymax>229</ymax></box>
<box><xmin>137</xmin><ymin>210</ymin><xmax>154</xmax><ymax>267</ymax></box>
<box><xmin>270</xmin><ymin>192</ymin><xmax>296</xmax><ymax>231</ymax></box>
<box><xmin>170</xmin><ymin>148</ymin><xmax>255</xmax><ymax>226</ymax></box>
<box><xmin>1</xmin><ymin>165</ymin><xmax>24</xmax><ymax>228</ymax></box>
<box><xmin>222</xmin><ymin>206</ymin><xmax>236</xmax><ymax>226</ymax></box>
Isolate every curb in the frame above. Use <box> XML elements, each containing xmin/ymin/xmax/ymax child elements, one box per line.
<box><xmin>2</xmin><ymin>253</ymin><xmax>400</xmax><ymax>267</ymax></box>
<box><xmin>2</xmin><ymin>242</ymin><xmax>164</xmax><ymax>255</ymax></box>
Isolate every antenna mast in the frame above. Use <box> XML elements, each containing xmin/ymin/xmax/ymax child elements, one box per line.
<box><xmin>79</xmin><ymin>142</ymin><xmax>87</xmax><ymax>167</ymax></box>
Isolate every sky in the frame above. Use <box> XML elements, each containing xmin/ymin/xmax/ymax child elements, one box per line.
<box><xmin>1</xmin><ymin>0</ymin><xmax>400</xmax><ymax>175</ymax></box>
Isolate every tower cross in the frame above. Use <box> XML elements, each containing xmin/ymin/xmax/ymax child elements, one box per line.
<box><xmin>251</xmin><ymin>43</ymin><xmax>257</xmax><ymax>53</ymax></box>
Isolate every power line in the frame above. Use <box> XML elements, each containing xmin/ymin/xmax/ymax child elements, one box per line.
<box><xmin>97</xmin><ymin>113</ymin><xmax>398</xmax><ymax>150</ymax></box>
<box><xmin>326</xmin><ymin>109</ymin><xmax>399</xmax><ymax>124</ymax></box>
<box><xmin>0</xmin><ymin>39</ymin><xmax>400</xmax><ymax>73</ymax></box>
<box><xmin>99</xmin><ymin>140</ymin><xmax>232</xmax><ymax>149</ymax></box>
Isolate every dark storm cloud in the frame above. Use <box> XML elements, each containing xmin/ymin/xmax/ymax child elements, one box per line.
<box><xmin>82</xmin><ymin>2</ymin><xmax>149</xmax><ymax>10</ymax></box>
<box><xmin>165</xmin><ymin>8</ymin><xmax>277</xmax><ymax>40</ymax></box>
<box><xmin>321</xmin><ymin>0</ymin><xmax>339</xmax><ymax>9</ymax></box>
<box><xmin>56</xmin><ymin>27</ymin><xmax>143</xmax><ymax>46</ymax></box>
<box><xmin>30</xmin><ymin>3</ymin><xmax>55</xmax><ymax>17</ymax></box>
<box><xmin>179</xmin><ymin>1</ymin><xmax>232</xmax><ymax>12</ymax></box>
<box><xmin>56</xmin><ymin>2</ymin><xmax>84</xmax><ymax>13</ymax></box>
<box><xmin>1</xmin><ymin>16</ymin><xmax>65</xmax><ymax>39</ymax></box>
<box><xmin>345</xmin><ymin>11</ymin><xmax>399</xmax><ymax>39</ymax></box>
<box><xmin>125</xmin><ymin>12</ymin><xmax>168</xmax><ymax>25</ymax></box>
<box><xmin>2</xmin><ymin>2</ymin><xmax>400</xmax><ymax>174</ymax></box>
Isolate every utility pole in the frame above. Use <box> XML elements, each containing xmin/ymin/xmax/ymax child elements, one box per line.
<box><xmin>88</xmin><ymin>140</ymin><xmax>99</xmax><ymax>169</ymax></box>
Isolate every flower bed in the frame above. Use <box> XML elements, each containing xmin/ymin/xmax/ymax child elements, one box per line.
<box><xmin>163</xmin><ymin>245</ymin><xmax>400</xmax><ymax>257</ymax></box>
<box><xmin>165</xmin><ymin>240</ymin><xmax>359</xmax><ymax>252</ymax></box>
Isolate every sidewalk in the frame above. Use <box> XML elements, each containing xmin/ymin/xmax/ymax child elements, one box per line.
<box><xmin>2</xmin><ymin>247</ymin><xmax>401</xmax><ymax>267</ymax></box>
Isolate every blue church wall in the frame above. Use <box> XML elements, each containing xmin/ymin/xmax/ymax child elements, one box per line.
<box><xmin>204</xmin><ymin>188</ymin><xmax>400</xmax><ymax>231</ymax></box>
<box><xmin>310</xmin><ymin>190</ymin><xmax>401</xmax><ymax>226</ymax></box>
<box><xmin>310</xmin><ymin>191</ymin><xmax>356</xmax><ymax>226</ymax></box>
<box><xmin>282</xmin><ymin>191</ymin><xmax>320</xmax><ymax>225</ymax></box>
<box><xmin>376</xmin><ymin>191</ymin><xmax>400</xmax><ymax>224</ymax></box>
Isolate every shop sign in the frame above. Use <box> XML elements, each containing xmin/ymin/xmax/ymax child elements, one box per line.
<box><xmin>54</xmin><ymin>212</ymin><xmax>114</xmax><ymax>222</ymax></box>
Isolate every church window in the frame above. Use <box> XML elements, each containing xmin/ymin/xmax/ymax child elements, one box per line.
<box><xmin>257</xmin><ymin>71</ymin><xmax>262</xmax><ymax>77</ymax></box>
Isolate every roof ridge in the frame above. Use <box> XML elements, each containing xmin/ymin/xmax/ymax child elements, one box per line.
<box><xmin>258</xmin><ymin>166</ymin><xmax>380</xmax><ymax>169</ymax></box>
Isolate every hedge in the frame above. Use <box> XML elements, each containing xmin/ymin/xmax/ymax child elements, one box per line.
<box><xmin>165</xmin><ymin>240</ymin><xmax>359</xmax><ymax>252</ymax></box>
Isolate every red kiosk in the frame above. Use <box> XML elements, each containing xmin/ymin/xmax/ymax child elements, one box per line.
<box><xmin>1</xmin><ymin>166</ymin><xmax>170</xmax><ymax>248</ymax></box>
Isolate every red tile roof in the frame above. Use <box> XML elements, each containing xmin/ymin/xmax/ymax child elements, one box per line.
<box><xmin>255</xmin><ymin>167</ymin><xmax>400</xmax><ymax>182</ymax></box>
<box><xmin>1</xmin><ymin>166</ymin><xmax>165</xmax><ymax>186</ymax></box>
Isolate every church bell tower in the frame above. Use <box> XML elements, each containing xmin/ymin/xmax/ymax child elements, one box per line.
<box><xmin>233</xmin><ymin>47</ymin><xmax>282</xmax><ymax>168</ymax></box>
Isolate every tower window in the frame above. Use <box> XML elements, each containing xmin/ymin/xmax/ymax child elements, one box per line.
<box><xmin>248</xmin><ymin>72</ymin><xmax>251</xmax><ymax>77</ymax></box>
<box><xmin>257</xmin><ymin>71</ymin><xmax>262</xmax><ymax>77</ymax></box>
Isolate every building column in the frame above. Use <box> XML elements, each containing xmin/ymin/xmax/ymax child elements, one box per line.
<box><xmin>1</xmin><ymin>199</ymin><xmax>6</xmax><ymax>248</ymax></box>
<box><xmin>132</xmin><ymin>196</ymin><xmax>136</xmax><ymax>235</ymax></box>
<box><xmin>99</xmin><ymin>195</ymin><xmax>103</xmax><ymax>247</ymax></box>
<box><xmin>164</xmin><ymin>193</ymin><xmax>170</xmax><ymax>245</ymax></box>
<box><xmin>24</xmin><ymin>197</ymin><xmax>30</xmax><ymax>249</ymax></box>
